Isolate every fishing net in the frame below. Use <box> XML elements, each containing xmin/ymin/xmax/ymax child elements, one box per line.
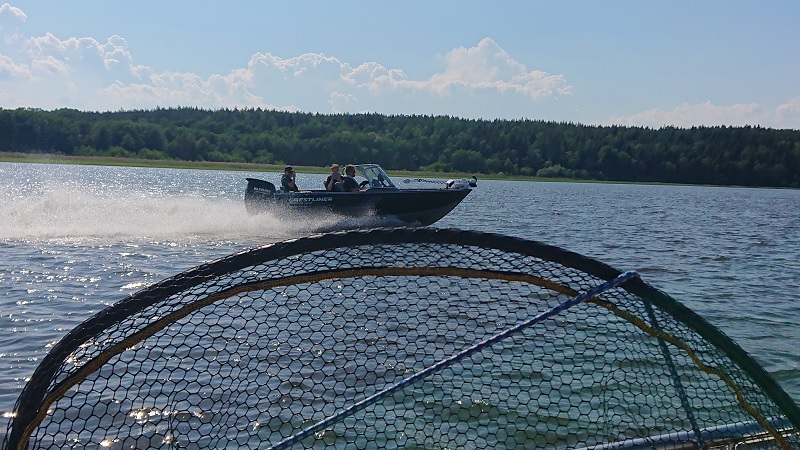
<box><xmin>3</xmin><ymin>228</ymin><xmax>799</xmax><ymax>449</ymax></box>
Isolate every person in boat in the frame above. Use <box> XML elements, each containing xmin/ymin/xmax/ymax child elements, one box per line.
<box><xmin>281</xmin><ymin>166</ymin><xmax>299</xmax><ymax>192</ymax></box>
<box><xmin>325</xmin><ymin>164</ymin><xmax>344</xmax><ymax>191</ymax></box>
<box><xmin>342</xmin><ymin>164</ymin><xmax>361</xmax><ymax>192</ymax></box>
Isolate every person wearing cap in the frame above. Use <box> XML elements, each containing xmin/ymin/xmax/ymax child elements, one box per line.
<box><xmin>281</xmin><ymin>166</ymin><xmax>299</xmax><ymax>192</ymax></box>
<box><xmin>325</xmin><ymin>163</ymin><xmax>344</xmax><ymax>191</ymax></box>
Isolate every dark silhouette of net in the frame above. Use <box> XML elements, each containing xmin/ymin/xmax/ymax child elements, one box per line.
<box><xmin>3</xmin><ymin>228</ymin><xmax>799</xmax><ymax>449</ymax></box>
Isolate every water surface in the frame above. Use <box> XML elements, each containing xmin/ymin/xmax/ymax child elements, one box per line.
<box><xmin>1</xmin><ymin>162</ymin><xmax>798</xmax><ymax>423</ymax></box>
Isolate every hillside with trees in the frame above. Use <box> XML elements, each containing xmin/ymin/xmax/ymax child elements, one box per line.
<box><xmin>1</xmin><ymin>107</ymin><xmax>799</xmax><ymax>188</ymax></box>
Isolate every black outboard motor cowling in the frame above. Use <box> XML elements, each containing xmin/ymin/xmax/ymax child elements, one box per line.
<box><xmin>245</xmin><ymin>178</ymin><xmax>276</xmax><ymax>214</ymax></box>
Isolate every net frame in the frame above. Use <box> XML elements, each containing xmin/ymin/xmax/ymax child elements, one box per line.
<box><xmin>3</xmin><ymin>227</ymin><xmax>799</xmax><ymax>449</ymax></box>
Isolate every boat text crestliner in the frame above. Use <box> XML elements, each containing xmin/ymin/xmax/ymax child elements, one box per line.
<box><xmin>244</xmin><ymin>164</ymin><xmax>476</xmax><ymax>226</ymax></box>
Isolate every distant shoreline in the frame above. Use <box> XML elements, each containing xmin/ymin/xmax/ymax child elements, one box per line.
<box><xmin>4</xmin><ymin>152</ymin><xmax>784</xmax><ymax>189</ymax></box>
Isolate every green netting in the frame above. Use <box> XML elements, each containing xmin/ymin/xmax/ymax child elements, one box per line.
<box><xmin>3</xmin><ymin>228</ymin><xmax>799</xmax><ymax>449</ymax></box>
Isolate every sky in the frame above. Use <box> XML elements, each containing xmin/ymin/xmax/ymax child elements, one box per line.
<box><xmin>1</xmin><ymin>1</ymin><xmax>799</xmax><ymax>130</ymax></box>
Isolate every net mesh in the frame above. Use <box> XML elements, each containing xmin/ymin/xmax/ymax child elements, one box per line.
<box><xmin>3</xmin><ymin>228</ymin><xmax>799</xmax><ymax>449</ymax></box>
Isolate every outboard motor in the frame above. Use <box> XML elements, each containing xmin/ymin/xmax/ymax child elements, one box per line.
<box><xmin>245</xmin><ymin>178</ymin><xmax>276</xmax><ymax>214</ymax></box>
<box><xmin>445</xmin><ymin>177</ymin><xmax>477</xmax><ymax>190</ymax></box>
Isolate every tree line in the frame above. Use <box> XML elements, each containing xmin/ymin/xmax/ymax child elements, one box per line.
<box><xmin>1</xmin><ymin>106</ymin><xmax>799</xmax><ymax>188</ymax></box>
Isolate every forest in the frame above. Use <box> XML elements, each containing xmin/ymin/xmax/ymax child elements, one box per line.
<box><xmin>1</xmin><ymin>106</ymin><xmax>799</xmax><ymax>188</ymax></box>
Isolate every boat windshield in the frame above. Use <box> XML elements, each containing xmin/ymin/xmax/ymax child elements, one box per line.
<box><xmin>355</xmin><ymin>164</ymin><xmax>396</xmax><ymax>188</ymax></box>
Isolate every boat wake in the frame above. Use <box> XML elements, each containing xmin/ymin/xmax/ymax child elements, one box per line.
<box><xmin>0</xmin><ymin>186</ymin><xmax>336</xmax><ymax>244</ymax></box>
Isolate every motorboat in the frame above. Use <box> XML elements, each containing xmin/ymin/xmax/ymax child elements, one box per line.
<box><xmin>244</xmin><ymin>164</ymin><xmax>476</xmax><ymax>226</ymax></box>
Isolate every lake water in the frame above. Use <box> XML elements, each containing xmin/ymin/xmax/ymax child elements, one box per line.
<box><xmin>1</xmin><ymin>162</ymin><xmax>799</xmax><ymax>433</ymax></box>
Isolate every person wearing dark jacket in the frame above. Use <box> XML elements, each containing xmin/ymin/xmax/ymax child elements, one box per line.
<box><xmin>341</xmin><ymin>164</ymin><xmax>360</xmax><ymax>192</ymax></box>
<box><xmin>325</xmin><ymin>164</ymin><xmax>343</xmax><ymax>191</ymax></box>
<box><xmin>281</xmin><ymin>166</ymin><xmax>299</xmax><ymax>192</ymax></box>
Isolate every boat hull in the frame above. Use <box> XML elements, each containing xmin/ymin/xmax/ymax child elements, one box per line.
<box><xmin>245</xmin><ymin>181</ymin><xmax>471</xmax><ymax>226</ymax></box>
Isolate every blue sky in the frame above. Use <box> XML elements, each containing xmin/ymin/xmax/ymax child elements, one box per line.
<box><xmin>1</xmin><ymin>1</ymin><xmax>799</xmax><ymax>129</ymax></box>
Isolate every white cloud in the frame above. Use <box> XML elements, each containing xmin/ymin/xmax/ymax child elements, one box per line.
<box><xmin>342</xmin><ymin>61</ymin><xmax>409</xmax><ymax>94</ymax></box>
<box><xmin>329</xmin><ymin>91</ymin><xmax>359</xmax><ymax>113</ymax></box>
<box><xmin>0</xmin><ymin>52</ymin><xmax>29</xmax><ymax>78</ymax></box>
<box><xmin>0</xmin><ymin>2</ymin><xmax>25</xmax><ymax>44</ymax></box>
<box><xmin>331</xmin><ymin>38</ymin><xmax>573</xmax><ymax>102</ymax></box>
<box><xmin>0</xmin><ymin>4</ymin><xmax>797</xmax><ymax>132</ymax></box>
<box><xmin>97</xmin><ymin>68</ymin><xmax>287</xmax><ymax>111</ymax></box>
<box><xmin>247</xmin><ymin>52</ymin><xmax>344</xmax><ymax>92</ymax></box>
<box><xmin>424</xmin><ymin>38</ymin><xmax>573</xmax><ymax>100</ymax></box>
<box><xmin>30</xmin><ymin>54</ymin><xmax>69</xmax><ymax>75</ymax></box>
<box><xmin>0</xmin><ymin>3</ymin><xmax>26</xmax><ymax>25</ymax></box>
<box><xmin>24</xmin><ymin>33</ymin><xmax>132</xmax><ymax>74</ymax></box>
<box><xmin>604</xmin><ymin>101</ymin><xmax>776</xmax><ymax>129</ymax></box>
<box><xmin>776</xmin><ymin>97</ymin><xmax>800</xmax><ymax>130</ymax></box>
<box><xmin>1</xmin><ymin>7</ymin><xmax>575</xmax><ymax>118</ymax></box>
<box><xmin>101</xmin><ymin>71</ymin><xmax>211</xmax><ymax>107</ymax></box>
<box><xmin>94</xmin><ymin>38</ymin><xmax>572</xmax><ymax>114</ymax></box>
